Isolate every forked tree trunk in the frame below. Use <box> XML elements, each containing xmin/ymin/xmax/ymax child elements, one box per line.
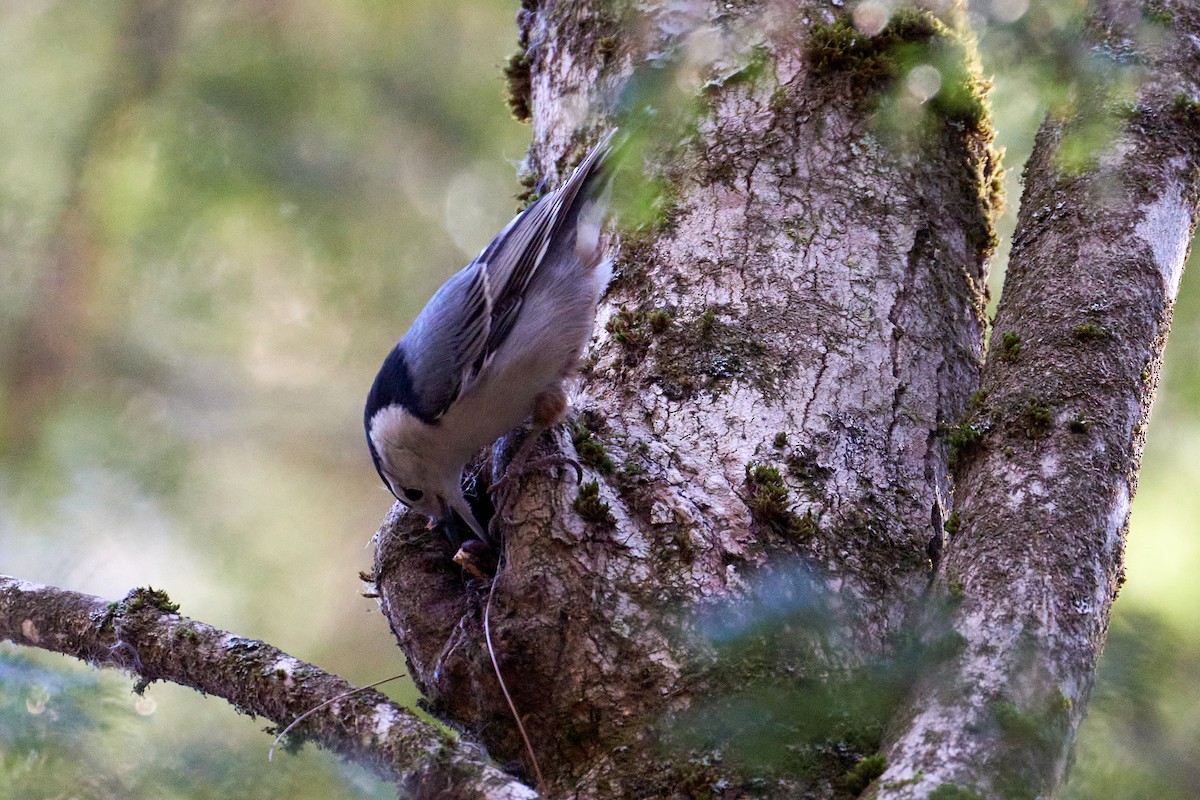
<box><xmin>881</xmin><ymin>2</ymin><xmax>1200</xmax><ymax>797</ymax></box>
<box><xmin>372</xmin><ymin>1</ymin><xmax>1199</xmax><ymax>798</ymax></box>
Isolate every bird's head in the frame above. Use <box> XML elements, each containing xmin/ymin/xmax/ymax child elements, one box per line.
<box><xmin>365</xmin><ymin>401</ymin><xmax>488</xmax><ymax>542</ymax></box>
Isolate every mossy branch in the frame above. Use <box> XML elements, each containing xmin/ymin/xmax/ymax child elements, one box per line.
<box><xmin>0</xmin><ymin>575</ymin><xmax>537</xmax><ymax>800</ymax></box>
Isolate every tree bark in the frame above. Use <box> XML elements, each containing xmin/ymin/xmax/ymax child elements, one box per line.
<box><xmin>879</xmin><ymin>2</ymin><xmax>1200</xmax><ymax>797</ymax></box>
<box><xmin>374</xmin><ymin>2</ymin><xmax>1001</xmax><ymax>796</ymax></box>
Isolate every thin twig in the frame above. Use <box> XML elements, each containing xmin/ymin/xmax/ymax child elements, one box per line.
<box><xmin>269</xmin><ymin>673</ymin><xmax>407</xmax><ymax>762</ymax></box>
<box><xmin>485</xmin><ymin>571</ymin><xmax>545</xmax><ymax>791</ymax></box>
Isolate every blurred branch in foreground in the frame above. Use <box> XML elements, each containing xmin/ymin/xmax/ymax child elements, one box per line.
<box><xmin>0</xmin><ymin>574</ymin><xmax>536</xmax><ymax>800</ymax></box>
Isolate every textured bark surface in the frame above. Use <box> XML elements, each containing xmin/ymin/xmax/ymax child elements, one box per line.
<box><xmin>879</xmin><ymin>2</ymin><xmax>1200</xmax><ymax>797</ymax></box>
<box><xmin>375</xmin><ymin>1</ymin><xmax>998</xmax><ymax>796</ymax></box>
<box><xmin>0</xmin><ymin>576</ymin><xmax>537</xmax><ymax>800</ymax></box>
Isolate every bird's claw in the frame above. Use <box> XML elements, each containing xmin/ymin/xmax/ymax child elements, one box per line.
<box><xmin>488</xmin><ymin>455</ymin><xmax>583</xmax><ymax>494</ymax></box>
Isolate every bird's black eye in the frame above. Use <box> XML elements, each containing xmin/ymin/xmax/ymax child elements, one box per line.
<box><xmin>403</xmin><ymin>487</ymin><xmax>424</xmax><ymax>502</ymax></box>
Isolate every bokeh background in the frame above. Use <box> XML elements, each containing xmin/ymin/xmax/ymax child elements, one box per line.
<box><xmin>0</xmin><ymin>1</ymin><xmax>1195</xmax><ymax>798</ymax></box>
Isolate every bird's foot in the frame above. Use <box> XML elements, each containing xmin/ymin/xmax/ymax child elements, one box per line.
<box><xmin>489</xmin><ymin>454</ymin><xmax>583</xmax><ymax>494</ymax></box>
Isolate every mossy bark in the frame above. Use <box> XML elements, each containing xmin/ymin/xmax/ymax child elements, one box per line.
<box><xmin>0</xmin><ymin>577</ymin><xmax>533</xmax><ymax>800</ymax></box>
<box><xmin>879</xmin><ymin>1</ymin><xmax>1200</xmax><ymax>797</ymax></box>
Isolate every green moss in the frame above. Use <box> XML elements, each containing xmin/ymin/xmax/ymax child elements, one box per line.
<box><xmin>1173</xmin><ymin>92</ymin><xmax>1200</xmax><ymax>121</ymax></box>
<box><xmin>607</xmin><ymin>302</ymin><xmax>773</xmax><ymax>400</ymax></box>
<box><xmin>668</xmin><ymin>571</ymin><xmax>991</xmax><ymax>794</ymax></box>
<box><xmin>574</xmin><ymin>481</ymin><xmax>615</xmax><ymax>525</ymax></box>
<box><xmin>597</xmin><ymin>35</ymin><xmax>618</xmax><ymax>63</ymax></box>
<box><xmin>773</xmin><ymin>431</ymin><xmax>790</xmax><ymax>449</ymax></box>
<box><xmin>805</xmin><ymin>10</ymin><xmax>988</xmax><ymax>134</ymax></box>
<box><xmin>927</xmin><ymin>48</ymin><xmax>989</xmax><ymax>132</ymax></box>
<box><xmin>785</xmin><ymin>446</ymin><xmax>831</xmax><ymax>484</ymax></box>
<box><xmin>502</xmin><ymin>49</ymin><xmax>531</xmax><ymax>123</ymax></box>
<box><xmin>744</xmin><ymin>463</ymin><xmax>818</xmax><ymax>542</ymax></box>
<box><xmin>1143</xmin><ymin>3</ymin><xmax>1174</xmax><ymax>26</ymax></box>
<box><xmin>806</xmin><ymin>11</ymin><xmax>938</xmax><ymax>93</ymax></box>
<box><xmin>621</xmin><ymin>459</ymin><xmax>646</xmax><ymax>478</ymax></box>
<box><xmin>992</xmin><ymin>701</ymin><xmax>1043</xmax><ymax>743</ymax></box>
<box><xmin>989</xmin><ymin>694</ymin><xmax>1073</xmax><ymax>798</ymax></box>
<box><xmin>946</xmin><ymin>421</ymin><xmax>986</xmax><ymax>470</ymax></box>
<box><xmin>842</xmin><ymin>753</ymin><xmax>887</xmax><ymax>795</ymax></box>
<box><xmin>923</xmin><ymin>630</ymin><xmax>967</xmax><ymax>664</ymax></box>
<box><xmin>947</xmin><ymin>578</ymin><xmax>965</xmax><ymax>600</ymax></box>
<box><xmin>572</xmin><ymin>420</ymin><xmax>614</xmax><ymax>474</ymax></box>
<box><xmin>930</xmin><ymin>784</ymin><xmax>983</xmax><ymax>800</ymax></box>
<box><xmin>1020</xmin><ymin>399</ymin><xmax>1053</xmax><ymax>439</ymax></box>
<box><xmin>944</xmin><ymin>511</ymin><xmax>961</xmax><ymax>537</ymax></box>
<box><xmin>746</xmin><ymin>463</ymin><xmax>791</xmax><ymax>533</ymax></box>
<box><xmin>606</xmin><ymin>306</ymin><xmax>651</xmax><ymax>348</ymax></box>
<box><xmin>1072</xmin><ymin>322</ymin><xmax>1110</xmax><ymax>341</ymax></box>
<box><xmin>173</xmin><ymin>625</ymin><xmax>199</xmax><ymax>642</ymax></box>
<box><xmin>998</xmin><ymin>331</ymin><xmax>1021</xmax><ymax>362</ymax></box>
<box><xmin>1068</xmin><ymin>413</ymin><xmax>1089</xmax><ymax>434</ymax></box>
<box><xmin>647</xmin><ymin>306</ymin><xmax>775</xmax><ymax>401</ymax></box>
<box><xmin>647</xmin><ymin>308</ymin><xmax>673</xmax><ymax>332</ymax></box>
<box><xmin>123</xmin><ymin>587</ymin><xmax>180</xmax><ymax>614</ymax></box>
<box><xmin>790</xmin><ymin>510</ymin><xmax>820</xmax><ymax>540</ymax></box>
<box><xmin>515</xmin><ymin>170</ymin><xmax>541</xmax><ymax>209</ymax></box>
<box><xmin>673</xmin><ymin>530</ymin><xmax>694</xmax><ymax>563</ymax></box>
<box><xmin>884</xmin><ymin>773</ymin><xmax>924</xmax><ymax>790</ymax></box>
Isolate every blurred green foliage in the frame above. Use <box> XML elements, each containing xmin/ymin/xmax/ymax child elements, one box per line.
<box><xmin>669</xmin><ymin>569</ymin><xmax>920</xmax><ymax>795</ymax></box>
<box><xmin>0</xmin><ymin>649</ymin><xmax>386</xmax><ymax>800</ymax></box>
<box><xmin>0</xmin><ymin>0</ymin><xmax>1198</xmax><ymax>798</ymax></box>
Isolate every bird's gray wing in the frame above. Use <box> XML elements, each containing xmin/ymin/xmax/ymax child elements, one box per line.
<box><xmin>392</xmin><ymin>261</ymin><xmax>492</xmax><ymax>422</ymax></box>
<box><xmin>467</xmin><ymin>131</ymin><xmax>615</xmax><ymax>383</ymax></box>
<box><xmin>396</xmin><ymin>131</ymin><xmax>615</xmax><ymax>419</ymax></box>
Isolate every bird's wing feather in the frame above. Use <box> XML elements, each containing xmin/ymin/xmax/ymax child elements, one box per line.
<box><xmin>392</xmin><ymin>131</ymin><xmax>615</xmax><ymax>420</ymax></box>
<box><xmin>467</xmin><ymin>132</ymin><xmax>615</xmax><ymax>383</ymax></box>
<box><xmin>388</xmin><ymin>263</ymin><xmax>491</xmax><ymax>422</ymax></box>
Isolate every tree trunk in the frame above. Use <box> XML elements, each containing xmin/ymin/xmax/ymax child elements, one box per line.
<box><xmin>373</xmin><ymin>1</ymin><xmax>1200</xmax><ymax>797</ymax></box>
<box><xmin>880</xmin><ymin>2</ymin><xmax>1200</xmax><ymax>797</ymax></box>
<box><xmin>375</xmin><ymin>2</ymin><xmax>1000</xmax><ymax>796</ymax></box>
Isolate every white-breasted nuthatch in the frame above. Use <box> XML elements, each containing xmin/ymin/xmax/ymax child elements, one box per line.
<box><xmin>364</xmin><ymin>132</ymin><xmax>616</xmax><ymax>543</ymax></box>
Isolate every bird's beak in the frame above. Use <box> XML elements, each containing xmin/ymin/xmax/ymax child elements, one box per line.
<box><xmin>447</xmin><ymin>493</ymin><xmax>489</xmax><ymax>545</ymax></box>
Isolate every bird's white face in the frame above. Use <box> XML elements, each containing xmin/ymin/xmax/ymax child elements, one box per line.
<box><xmin>367</xmin><ymin>400</ymin><xmax>489</xmax><ymax>542</ymax></box>
<box><xmin>383</xmin><ymin>461</ymin><xmax>451</xmax><ymax>522</ymax></box>
<box><xmin>367</xmin><ymin>405</ymin><xmax>450</xmax><ymax>521</ymax></box>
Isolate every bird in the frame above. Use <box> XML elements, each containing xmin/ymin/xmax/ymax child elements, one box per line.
<box><xmin>364</xmin><ymin>131</ymin><xmax>616</xmax><ymax>544</ymax></box>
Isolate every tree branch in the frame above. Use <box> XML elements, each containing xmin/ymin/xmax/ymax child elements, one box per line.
<box><xmin>880</xmin><ymin>1</ymin><xmax>1200</xmax><ymax>796</ymax></box>
<box><xmin>0</xmin><ymin>575</ymin><xmax>537</xmax><ymax>800</ymax></box>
